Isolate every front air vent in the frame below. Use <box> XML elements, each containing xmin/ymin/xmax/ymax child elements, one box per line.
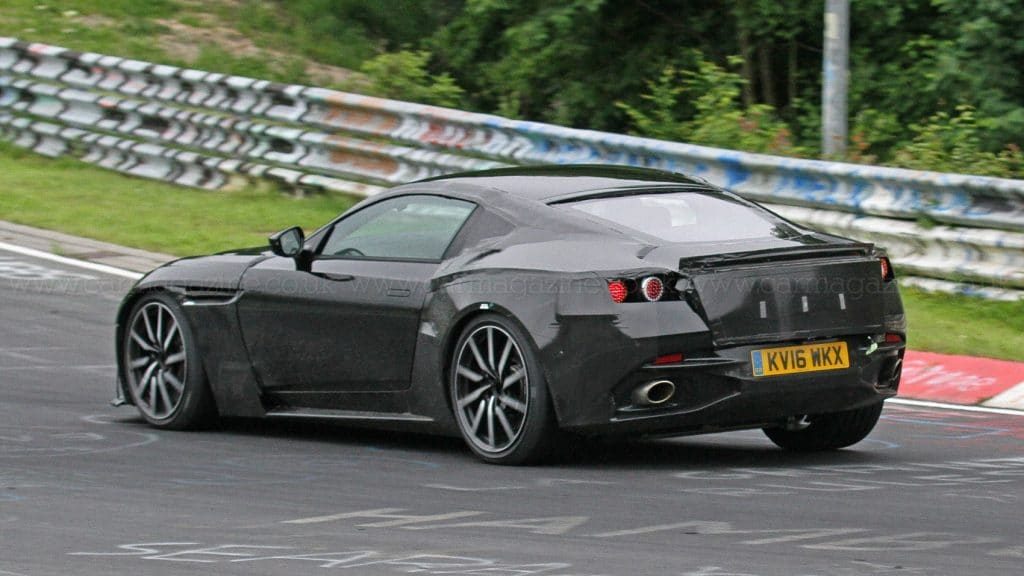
<box><xmin>181</xmin><ymin>287</ymin><xmax>241</xmax><ymax>306</ymax></box>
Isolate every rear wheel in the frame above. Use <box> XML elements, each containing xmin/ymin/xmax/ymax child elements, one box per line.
<box><xmin>450</xmin><ymin>314</ymin><xmax>557</xmax><ymax>465</ymax></box>
<box><xmin>122</xmin><ymin>293</ymin><xmax>216</xmax><ymax>430</ymax></box>
<box><xmin>763</xmin><ymin>401</ymin><xmax>884</xmax><ymax>451</ymax></box>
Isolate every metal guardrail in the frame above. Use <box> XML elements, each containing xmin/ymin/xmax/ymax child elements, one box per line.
<box><xmin>769</xmin><ymin>205</ymin><xmax>1024</xmax><ymax>289</ymax></box>
<box><xmin>0</xmin><ymin>38</ymin><xmax>1021</xmax><ymax>296</ymax></box>
<box><xmin>0</xmin><ymin>113</ymin><xmax>385</xmax><ymax>196</ymax></box>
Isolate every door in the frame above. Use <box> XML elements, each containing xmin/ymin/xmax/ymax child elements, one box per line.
<box><xmin>237</xmin><ymin>194</ymin><xmax>476</xmax><ymax>396</ymax></box>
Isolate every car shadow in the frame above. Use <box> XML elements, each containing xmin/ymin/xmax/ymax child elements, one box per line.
<box><xmin>112</xmin><ymin>412</ymin><xmax>898</xmax><ymax>471</ymax></box>
<box><xmin>555</xmin><ymin>434</ymin><xmax>898</xmax><ymax>471</ymax></box>
<box><xmin>113</xmin><ymin>413</ymin><xmax>468</xmax><ymax>458</ymax></box>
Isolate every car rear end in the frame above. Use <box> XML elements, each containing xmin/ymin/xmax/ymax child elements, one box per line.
<box><xmin>545</xmin><ymin>188</ymin><xmax>905</xmax><ymax>436</ymax></box>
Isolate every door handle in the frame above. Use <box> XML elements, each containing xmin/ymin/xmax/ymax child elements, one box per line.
<box><xmin>312</xmin><ymin>272</ymin><xmax>354</xmax><ymax>282</ymax></box>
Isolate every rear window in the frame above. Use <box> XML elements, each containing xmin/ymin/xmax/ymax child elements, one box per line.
<box><xmin>559</xmin><ymin>191</ymin><xmax>792</xmax><ymax>243</ymax></box>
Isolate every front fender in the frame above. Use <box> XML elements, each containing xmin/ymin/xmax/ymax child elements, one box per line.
<box><xmin>114</xmin><ymin>252</ymin><xmax>271</xmax><ymax>417</ymax></box>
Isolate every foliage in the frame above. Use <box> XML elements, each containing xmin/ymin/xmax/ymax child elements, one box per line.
<box><xmin>615</xmin><ymin>65</ymin><xmax>688</xmax><ymax>142</ymax></box>
<box><xmin>361</xmin><ymin>50</ymin><xmax>465</xmax><ymax>108</ymax></box>
<box><xmin>434</xmin><ymin>0</ymin><xmax>595</xmax><ymax>122</ymax></box>
<box><xmin>426</xmin><ymin>0</ymin><xmax>1024</xmax><ymax>176</ymax></box>
<box><xmin>617</xmin><ymin>57</ymin><xmax>801</xmax><ymax>155</ymax></box>
<box><xmin>845</xmin><ymin>0</ymin><xmax>1024</xmax><ymax>172</ymax></box>
<box><xmin>929</xmin><ymin>0</ymin><xmax>1024</xmax><ymax>148</ymax></box>
<box><xmin>431</xmin><ymin>0</ymin><xmax>733</xmax><ymax>128</ymax></box>
<box><xmin>892</xmin><ymin>106</ymin><xmax>1024</xmax><ymax>178</ymax></box>
<box><xmin>232</xmin><ymin>0</ymin><xmax>463</xmax><ymax>70</ymax></box>
<box><xmin>848</xmin><ymin>109</ymin><xmax>904</xmax><ymax>164</ymax></box>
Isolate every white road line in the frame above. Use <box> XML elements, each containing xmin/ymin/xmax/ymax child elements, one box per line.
<box><xmin>0</xmin><ymin>241</ymin><xmax>143</xmax><ymax>280</ymax></box>
<box><xmin>889</xmin><ymin>398</ymin><xmax>1024</xmax><ymax>416</ymax></box>
<box><xmin>282</xmin><ymin>509</ymin><xmax>483</xmax><ymax>526</ymax></box>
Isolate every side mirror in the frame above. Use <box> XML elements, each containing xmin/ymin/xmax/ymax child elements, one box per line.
<box><xmin>269</xmin><ymin>226</ymin><xmax>305</xmax><ymax>258</ymax></box>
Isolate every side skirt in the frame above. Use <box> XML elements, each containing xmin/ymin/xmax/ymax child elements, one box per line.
<box><xmin>265</xmin><ymin>407</ymin><xmax>434</xmax><ymax>423</ymax></box>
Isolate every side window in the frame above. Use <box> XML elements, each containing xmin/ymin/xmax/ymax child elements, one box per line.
<box><xmin>320</xmin><ymin>195</ymin><xmax>476</xmax><ymax>261</ymax></box>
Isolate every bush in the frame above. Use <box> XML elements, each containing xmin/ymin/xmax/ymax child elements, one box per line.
<box><xmin>617</xmin><ymin>56</ymin><xmax>801</xmax><ymax>156</ymax></box>
<box><xmin>891</xmin><ymin>105</ymin><xmax>1024</xmax><ymax>178</ymax></box>
<box><xmin>360</xmin><ymin>50</ymin><xmax>465</xmax><ymax>108</ymax></box>
<box><xmin>848</xmin><ymin>109</ymin><xmax>904</xmax><ymax>164</ymax></box>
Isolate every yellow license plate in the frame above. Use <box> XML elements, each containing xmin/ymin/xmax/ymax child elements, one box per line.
<box><xmin>751</xmin><ymin>341</ymin><xmax>849</xmax><ymax>377</ymax></box>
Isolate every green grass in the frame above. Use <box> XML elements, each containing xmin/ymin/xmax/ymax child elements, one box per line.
<box><xmin>0</xmin><ymin>145</ymin><xmax>357</xmax><ymax>256</ymax></box>
<box><xmin>0</xmin><ymin>0</ymin><xmax>176</xmax><ymax>63</ymax></box>
<box><xmin>0</xmin><ymin>0</ymin><xmax>355</xmax><ymax>86</ymax></box>
<box><xmin>229</xmin><ymin>0</ymin><xmax>376</xmax><ymax>71</ymax></box>
<box><xmin>901</xmin><ymin>287</ymin><xmax>1024</xmax><ymax>362</ymax></box>
<box><xmin>1</xmin><ymin>146</ymin><xmax>1021</xmax><ymax>362</ymax></box>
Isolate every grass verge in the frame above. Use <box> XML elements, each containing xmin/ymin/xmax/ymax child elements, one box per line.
<box><xmin>0</xmin><ymin>145</ymin><xmax>357</xmax><ymax>255</ymax></box>
<box><xmin>0</xmin><ymin>147</ymin><xmax>1021</xmax><ymax>362</ymax></box>
<box><xmin>901</xmin><ymin>287</ymin><xmax>1023</xmax><ymax>362</ymax></box>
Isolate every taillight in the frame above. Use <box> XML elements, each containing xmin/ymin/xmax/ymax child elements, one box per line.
<box><xmin>884</xmin><ymin>333</ymin><xmax>903</xmax><ymax>344</ymax></box>
<box><xmin>880</xmin><ymin>256</ymin><xmax>894</xmax><ymax>281</ymax></box>
<box><xmin>641</xmin><ymin>277</ymin><xmax>664</xmax><ymax>302</ymax></box>
<box><xmin>607</xmin><ymin>276</ymin><xmax>672</xmax><ymax>303</ymax></box>
<box><xmin>653</xmin><ymin>352</ymin><xmax>684</xmax><ymax>365</ymax></box>
<box><xmin>607</xmin><ymin>280</ymin><xmax>628</xmax><ymax>303</ymax></box>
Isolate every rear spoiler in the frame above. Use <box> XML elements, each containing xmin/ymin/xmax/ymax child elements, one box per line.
<box><xmin>680</xmin><ymin>243</ymin><xmax>875</xmax><ymax>270</ymax></box>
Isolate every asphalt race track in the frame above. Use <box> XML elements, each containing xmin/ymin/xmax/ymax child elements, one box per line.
<box><xmin>2</xmin><ymin>246</ymin><xmax>1023</xmax><ymax>576</ymax></box>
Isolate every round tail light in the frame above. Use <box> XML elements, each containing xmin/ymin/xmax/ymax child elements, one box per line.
<box><xmin>607</xmin><ymin>280</ymin><xmax>628</xmax><ymax>303</ymax></box>
<box><xmin>880</xmin><ymin>257</ymin><xmax>894</xmax><ymax>281</ymax></box>
<box><xmin>641</xmin><ymin>277</ymin><xmax>664</xmax><ymax>302</ymax></box>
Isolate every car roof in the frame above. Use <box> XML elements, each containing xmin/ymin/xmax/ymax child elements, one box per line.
<box><xmin>414</xmin><ymin>164</ymin><xmax>711</xmax><ymax>202</ymax></box>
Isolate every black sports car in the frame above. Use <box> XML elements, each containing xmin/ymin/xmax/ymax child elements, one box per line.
<box><xmin>115</xmin><ymin>165</ymin><xmax>906</xmax><ymax>464</ymax></box>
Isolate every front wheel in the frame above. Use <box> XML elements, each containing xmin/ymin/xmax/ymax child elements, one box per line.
<box><xmin>122</xmin><ymin>293</ymin><xmax>216</xmax><ymax>430</ymax></box>
<box><xmin>763</xmin><ymin>402</ymin><xmax>884</xmax><ymax>451</ymax></box>
<box><xmin>450</xmin><ymin>314</ymin><xmax>557</xmax><ymax>465</ymax></box>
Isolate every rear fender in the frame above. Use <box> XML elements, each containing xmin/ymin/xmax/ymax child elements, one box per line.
<box><xmin>413</xmin><ymin>269</ymin><xmax>712</xmax><ymax>429</ymax></box>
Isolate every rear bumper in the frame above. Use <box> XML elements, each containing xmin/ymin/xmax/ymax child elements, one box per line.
<box><xmin>561</xmin><ymin>335</ymin><xmax>904</xmax><ymax>436</ymax></box>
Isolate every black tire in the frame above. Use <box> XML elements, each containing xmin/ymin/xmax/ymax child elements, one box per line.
<box><xmin>763</xmin><ymin>401</ymin><xmax>884</xmax><ymax>451</ymax></box>
<box><xmin>122</xmin><ymin>292</ymin><xmax>216</xmax><ymax>430</ymax></box>
<box><xmin>449</xmin><ymin>314</ymin><xmax>558</xmax><ymax>465</ymax></box>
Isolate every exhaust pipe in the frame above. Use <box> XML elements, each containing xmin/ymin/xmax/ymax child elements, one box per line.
<box><xmin>632</xmin><ymin>380</ymin><xmax>676</xmax><ymax>406</ymax></box>
<box><xmin>877</xmin><ymin>358</ymin><xmax>903</xmax><ymax>389</ymax></box>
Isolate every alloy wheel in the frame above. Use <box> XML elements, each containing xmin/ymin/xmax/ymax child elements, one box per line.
<box><xmin>125</xmin><ymin>301</ymin><xmax>188</xmax><ymax>420</ymax></box>
<box><xmin>452</xmin><ymin>324</ymin><xmax>530</xmax><ymax>454</ymax></box>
